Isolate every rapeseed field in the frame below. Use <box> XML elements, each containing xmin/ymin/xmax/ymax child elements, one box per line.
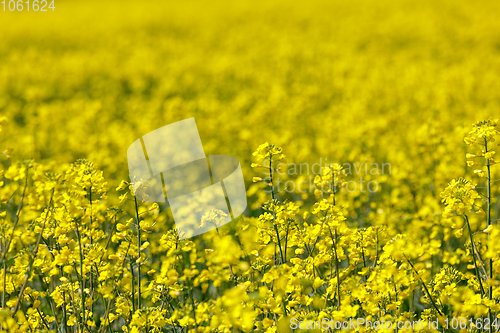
<box><xmin>1</xmin><ymin>0</ymin><xmax>500</xmax><ymax>331</ymax></box>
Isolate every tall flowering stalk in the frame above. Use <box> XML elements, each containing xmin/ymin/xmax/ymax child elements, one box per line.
<box><xmin>252</xmin><ymin>142</ymin><xmax>290</xmax><ymax>317</ymax></box>
<box><xmin>441</xmin><ymin>178</ymin><xmax>485</xmax><ymax>295</ymax></box>
<box><xmin>465</xmin><ymin>118</ymin><xmax>499</xmax><ymax>331</ymax></box>
<box><xmin>313</xmin><ymin>164</ymin><xmax>346</xmax><ymax>310</ymax></box>
<box><xmin>252</xmin><ymin>142</ymin><xmax>286</xmax><ymax>265</ymax></box>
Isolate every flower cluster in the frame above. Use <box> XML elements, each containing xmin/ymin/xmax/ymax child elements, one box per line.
<box><xmin>440</xmin><ymin>178</ymin><xmax>480</xmax><ymax>217</ymax></box>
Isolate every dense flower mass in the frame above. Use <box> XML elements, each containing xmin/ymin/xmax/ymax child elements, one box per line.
<box><xmin>0</xmin><ymin>118</ymin><xmax>499</xmax><ymax>332</ymax></box>
<box><xmin>1</xmin><ymin>0</ymin><xmax>500</xmax><ymax>331</ymax></box>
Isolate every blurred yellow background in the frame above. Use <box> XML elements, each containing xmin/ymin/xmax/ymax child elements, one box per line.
<box><xmin>1</xmin><ymin>0</ymin><xmax>500</xmax><ymax>190</ymax></box>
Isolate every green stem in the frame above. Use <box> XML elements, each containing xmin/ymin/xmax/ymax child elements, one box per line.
<box><xmin>129</xmin><ymin>260</ymin><xmax>136</xmax><ymax>314</ymax></box>
<box><xmin>1</xmin><ymin>168</ymin><xmax>29</xmax><ymax>315</ymax></box>
<box><xmin>12</xmin><ymin>188</ymin><xmax>55</xmax><ymax>318</ymax></box>
<box><xmin>268</xmin><ymin>155</ymin><xmax>287</xmax><ymax>315</ymax></box>
<box><xmin>134</xmin><ymin>197</ymin><xmax>142</xmax><ymax>310</ymax></box>
<box><xmin>188</xmin><ymin>278</ymin><xmax>198</xmax><ymax>333</ymax></box>
<box><xmin>2</xmin><ymin>262</ymin><xmax>5</xmax><ymax>311</ymax></box>
<box><xmin>330</xmin><ymin>168</ymin><xmax>341</xmax><ymax>310</ymax></box>
<box><xmin>75</xmin><ymin>223</ymin><xmax>86</xmax><ymax>331</ymax></box>
<box><xmin>373</xmin><ymin>228</ymin><xmax>379</xmax><ymax>268</ymax></box>
<box><xmin>464</xmin><ymin>215</ymin><xmax>485</xmax><ymax>296</ymax></box>
<box><xmin>334</xmin><ymin>230</ymin><xmax>341</xmax><ymax>311</ymax></box>
<box><xmin>268</xmin><ymin>157</ymin><xmax>285</xmax><ymax>265</ymax></box>
<box><xmin>1</xmin><ymin>167</ymin><xmax>29</xmax><ymax>263</ymax></box>
<box><xmin>486</xmin><ymin>138</ymin><xmax>493</xmax><ymax>333</ymax></box>
<box><xmin>405</xmin><ymin>255</ymin><xmax>443</xmax><ymax>316</ymax></box>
